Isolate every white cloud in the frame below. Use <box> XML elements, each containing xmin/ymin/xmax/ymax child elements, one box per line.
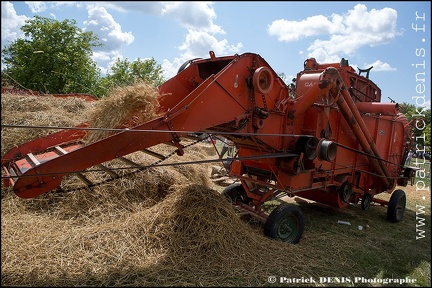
<box><xmin>92</xmin><ymin>1</ymin><xmax>234</xmax><ymax>78</ymax></box>
<box><xmin>25</xmin><ymin>1</ymin><xmax>48</xmax><ymax>13</ymax></box>
<box><xmin>1</xmin><ymin>1</ymin><xmax>27</xmax><ymax>47</ymax></box>
<box><xmin>161</xmin><ymin>29</ymin><xmax>242</xmax><ymax>79</ymax></box>
<box><xmin>25</xmin><ymin>1</ymin><xmax>79</xmax><ymax>13</ymax></box>
<box><xmin>95</xmin><ymin>2</ymin><xmax>166</xmax><ymax>14</ymax></box>
<box><xmin>82</xmin><ymin>1</ymin><xmax>235</xmax><ymax>77</ymax></box>
<box><xmin>161</xmin><ymin>58</ymin><xmax>186</xmax><ymax>79</ymax></box>
<box><xmin>84</xmin><ymin>5</ymin><xmax>134</xmax><ymax>50</ymax></box>
<box><xmin>363</xmin><ymin>60</ymin><xmax>396</xmax><ymax>72</ymax></box>
<box><xmin>344</xmin><ymin>4</ymin><xmax>397</xmax><ymax>36</ymax></box>
<box><xmin>268</xmin><ymin>4</ymin><xmax>399</xmax><ymax>68</ymax></box>
<box><xmin>268</xmin><ymin>14</ymin><xmax>344</xmax><ymax>42</ymax></box>
<box><xmin>83</xmin><ymin>5</ymin><xmax>134</xmax><ymax>72</ymax></box>
<box><xmin>178</xmin><ymin>29</ymin><xmax>241</xmax><ymax>58</ymax></box>
<box><xmin>92</xmin><ymin>50</ymin><xmax>123</xmax><ymax>75</ymax></box>
<box><xmin>2</xmin><ymin>1</ymin><xmax>241</xmax><ymax>79</ymax></box>
<box><xmin>161</xmin><ymin>1</ymin><xmax>224</xmax><ymax>34</ymax></box>
<box><xmin>99</xmin><ymin>1</ymin><xmax>223</xmax><ymax>34</ymax></box>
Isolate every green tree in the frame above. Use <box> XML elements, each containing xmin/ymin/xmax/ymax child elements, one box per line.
<box><xmin>399</xmin><ymin>102</ymin><xmax>431</xmax><ymax>149</ymax></box>
<box><xmin>278</xmin><ymin>72</ymin><xmax>287</xmax><ymax>84</ymax></box>
<box><xmin>1</xmin><ymin>15</ymin><xmax>102</xmax><ymax>95</ymax></box>
<box><xmin>424</xmin><ymin>124</ymin><xmax>431</xmax><ymax>148</ymax></box>
<box><xmin>100</xmin><ymin>57</ymin><xmax>165</xmax><ymax>93</ymax></box>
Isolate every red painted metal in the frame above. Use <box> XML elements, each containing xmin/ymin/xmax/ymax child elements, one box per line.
<box><xmin>355</xmin><ymin>102</ymin><xmax>399</xmax><ymax>115</ymax></box>
<box><xmin>1</xmin><ymin>51</ymin><xmax>414</xmax><ymax>214</ymax></box>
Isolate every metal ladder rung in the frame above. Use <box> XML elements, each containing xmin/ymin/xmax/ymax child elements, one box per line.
<box><xmin>75</xmin><ymin>172</ymin><xmax>93</xmax><ymax>186</ymax></box>
<box><xmin>54</xmin><ymin>146</ymin><xmax>95</xmax><ymax>185</ymax></box>
<box><xmin>26</xmin><ymin>153</ymin><xmax>40</xmax><ymax>167</ymax></box>
<box><xmin>142</xmin><ymin>149</ymin><xmax>166</xmax><ymax>160</ymax></box>
<box><xmin>54</xmin><ymin>146</ymin><xmax>68</xmax><ymax>155</ymax></box>
<box><xmin>55</xmin><ymin>146</ymin><xmax>108</xmax><ymax>185</ymax></box>
<box><xmin>8</xmin><ymin>167</ymin><xmax>18</xmax><ymax>185</ymax></box>
<box><xmin>118</xmin><ymin>157</ymin><xmax>143</xmax><ymax>168</ymax></box>
<box><xmin>97</xmin><ymin>164</ymin><xmax>119</xmax><ymax>179</ymax></box>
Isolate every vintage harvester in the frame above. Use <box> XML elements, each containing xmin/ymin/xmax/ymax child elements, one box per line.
<box><xmin>2</xmin><ymin>51</ymin><xmax>416</xmax><ymax>243</ymax></box>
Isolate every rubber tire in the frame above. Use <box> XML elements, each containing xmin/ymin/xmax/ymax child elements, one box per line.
<box><xmin>387</xmin><ymin>189</ymin><xmax>406</xmax><ymax>223</ymax></box>
<box><xmin>264</xmin><ymin>204</ymin><xmax>305</xmax><ymax>244</ymax></box>
<box><xmin>361</xmin><ymin>193</ymin><xmax>372</xmax><ymax>211</ymax></box>
<box><xmin>339</xmin><ymin>182</ymin><xmax>352</xmax><ymax>203</ymax></box>
<box><xmin>222</xmin><ymin>183</ymin><xmax>252</xmax><ymax>205</ymax></box>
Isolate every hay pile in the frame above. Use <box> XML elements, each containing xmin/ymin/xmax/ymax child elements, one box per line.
<box><xmin>1</xmin><ymin>88</ymin><xmax>343</xmax><ymax>286</ymax></box>
<box><xmin>84</xmin><ymin>81</ymin><xmax>161</xmax><ymax>143</ymax></box>
<box><xmin>1</xmin><ymin>93</ymin><xmax>94</xmax><ymax>156</ymax></box>
<box><xmin>1</xmin><ymin>181</ymin><xmax>313</xmax><ymax>287</ymax></box>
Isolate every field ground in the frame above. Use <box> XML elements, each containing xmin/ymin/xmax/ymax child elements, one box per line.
<box><xmin>1</xmin><ymin>93</ymin><xmax>430</xmax><ymax>287</ymax></box>
<box><xmin>210</xmin><ymin>169</ymin><xmax>431</xmax><ymax>287</ymax></box>
<box><xmin>211</xmin><ymin>139</ymin><xmax>431</xmax><ymax>286</ymax></box>
<box><xmin>2</xmin><ymin>145</ymin><xmax>430</xmax><ymax>287</ymax></box>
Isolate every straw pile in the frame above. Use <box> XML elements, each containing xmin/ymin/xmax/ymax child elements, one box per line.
<box><xmin>1</xmin><ymin>180</ymin><xmax>315</xmax><ymax>287</ymax></box>
<box><xmin>1</xmin><ymin>93</ymin><xmax>95</xmax><ymax>156</ymax></box>
<box><xmin>84</xmin><ymin>81</ymin><xmax>161</xmax><ymax>143</ymax></box>
<box><xmin>1</xmin><ymin>89</ymin><xmax>349</xmax><ymax>286</ymax></box>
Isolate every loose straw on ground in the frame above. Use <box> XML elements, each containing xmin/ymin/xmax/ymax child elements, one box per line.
<box><xmin>1</xmin><ymin>86</ymin><xmax>352</xmax><ymax>287</ymax></box>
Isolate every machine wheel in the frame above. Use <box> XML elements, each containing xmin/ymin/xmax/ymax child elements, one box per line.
<box><xmin>339</xmin><ymin>182</ymin><xmax>353</xmax><ymax>203</ymax></box>
<box><xmin>253</xmin><ymin>67</ymin><xmax>274</xmax><ymax>94</ymax></box>
<box><xmin>387</xmin><ymin>189</ymin><xmax>406</xmax><ymax>223</ymax></box>
<box><xmin>222</xmin><ymin>183</ymin><xmax>252</xmax><ymax>205</ymax></box>
<box><xmin>295</xmin><ymin>136</ymin><xmax>318</xmax><ymax>160</ymax></box>
<box><xmin>361</xmin><ymin>193</ymin><xmax>372</xmax><ymax>211</ymax></box>
<box><xmin>264</xmin><ymin>204</ymin><xmax>305</xmax><ymax>244</ymax></box>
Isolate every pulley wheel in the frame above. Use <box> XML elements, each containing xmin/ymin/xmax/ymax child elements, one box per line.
<box><xmin>253</xmin><ymin>67</ymin><xmax>274</xmax><ymax>94</ymax></box>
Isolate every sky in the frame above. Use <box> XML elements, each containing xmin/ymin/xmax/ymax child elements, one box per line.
<box><xmin>1</xmin><ymin>1</ymin><xmax>431</xmax><ymax>107</ymax></box>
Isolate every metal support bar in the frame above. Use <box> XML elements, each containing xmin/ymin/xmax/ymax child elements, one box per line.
<box><xmin>26</xmin><ymin>153</ymin><xmax>40</xmax><ymax>167</ymax></box>
<box><xmin>96</xmin><ymin>164</ymin><xmax>119</xmax><ymax>179</ymax></box>
<box><xmin>75</xmin><ymin>172</ymin><xmax>93</xmax><ymax>186</ymax></box>
<box><xmin>142</xmin><ymin>149</ymin><xmax>166</xmax><ymax>160</ymax></box>
<box><xmin>118</xmin><ymin>157</ymin><xmax>143</xmax><ymax>168</ymax></box>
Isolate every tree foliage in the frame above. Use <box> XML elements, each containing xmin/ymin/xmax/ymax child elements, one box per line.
<box><xmin>100</xmin><ymin>57</ymin><xmax>165</xmax><ymax>95</ymax></box>
<box><xmin>1</xmin><ymin>16</ymin><xmax>167</xmax><ymax>98</ymax></box>
<box><xmin>424</xmin><ymin>125</ymin><xmax>431</xmax><ymax>148</ymax></box>
<box><xmin>399</xmin><ymin>102</ymin><xmax>431</xmax><ymax>149</ymax></box>
<box><xmin>1</xmin><ymin>16</ymin><xmax>102</xmax><ymax>95</ymax></box>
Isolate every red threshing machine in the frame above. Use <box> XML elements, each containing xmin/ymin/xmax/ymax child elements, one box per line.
<box><xmin>2</xmin><ymin>51</ymin><xmax>416</xmax><ymax>243</ymax></box>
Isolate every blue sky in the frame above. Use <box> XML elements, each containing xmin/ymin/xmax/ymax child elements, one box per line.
<box><xmin>1</xmin><ymin>1</ymin><xmax>431</xmax><ymax>107</ymax></box>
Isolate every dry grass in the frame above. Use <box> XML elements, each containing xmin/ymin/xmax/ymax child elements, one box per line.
<box><xmin>0</xmin><ymin>90</ymin><xmax>319</xmax><ymax>287</ymax></box>
<box><xmin>2</xmin><ymin>181</ymin><xmax>319</xmax><ymax>287</ymax></box>
<box><xmin>1</xmin><ymin>93</ymin><xmax>94</xmax><ymax>156</ymax></box>
<box><xmin>84</xmin><ymin>81</ymin><xmax>161</xmax><ymax>144</ymax></box>
<box><xmin>1</xmin><ymin>89</ymin><xmax>430</xmax><ymax>287</ymax></box>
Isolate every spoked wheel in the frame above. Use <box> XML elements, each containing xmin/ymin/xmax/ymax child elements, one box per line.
<box><xmin>295</xmin><ymin>136</ymin><xmax>318</xmax><ymax>160</ymax></box>
<box><xmin>361</xmin><ymin>193</ymin><xmax>372</xmax><ymax>211</ymax></box>
<box><xmin>222</xmin><ymin>183</ymin><xmax>252</xmax><ymax>205</ymax></box>
<box><xmin>264</xmin><ymin>204</ymin><xmax>305</xmax><ymax>244</ymax></box>
<box><xmin>387</xmin><ymin>189</ymin><xmax>406</xmax><ymax>223</ymax></box>
<box><xmin>339</xmin><ymin>182</ymin><xmax>353</xmax><ymax>204</ymax></box>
